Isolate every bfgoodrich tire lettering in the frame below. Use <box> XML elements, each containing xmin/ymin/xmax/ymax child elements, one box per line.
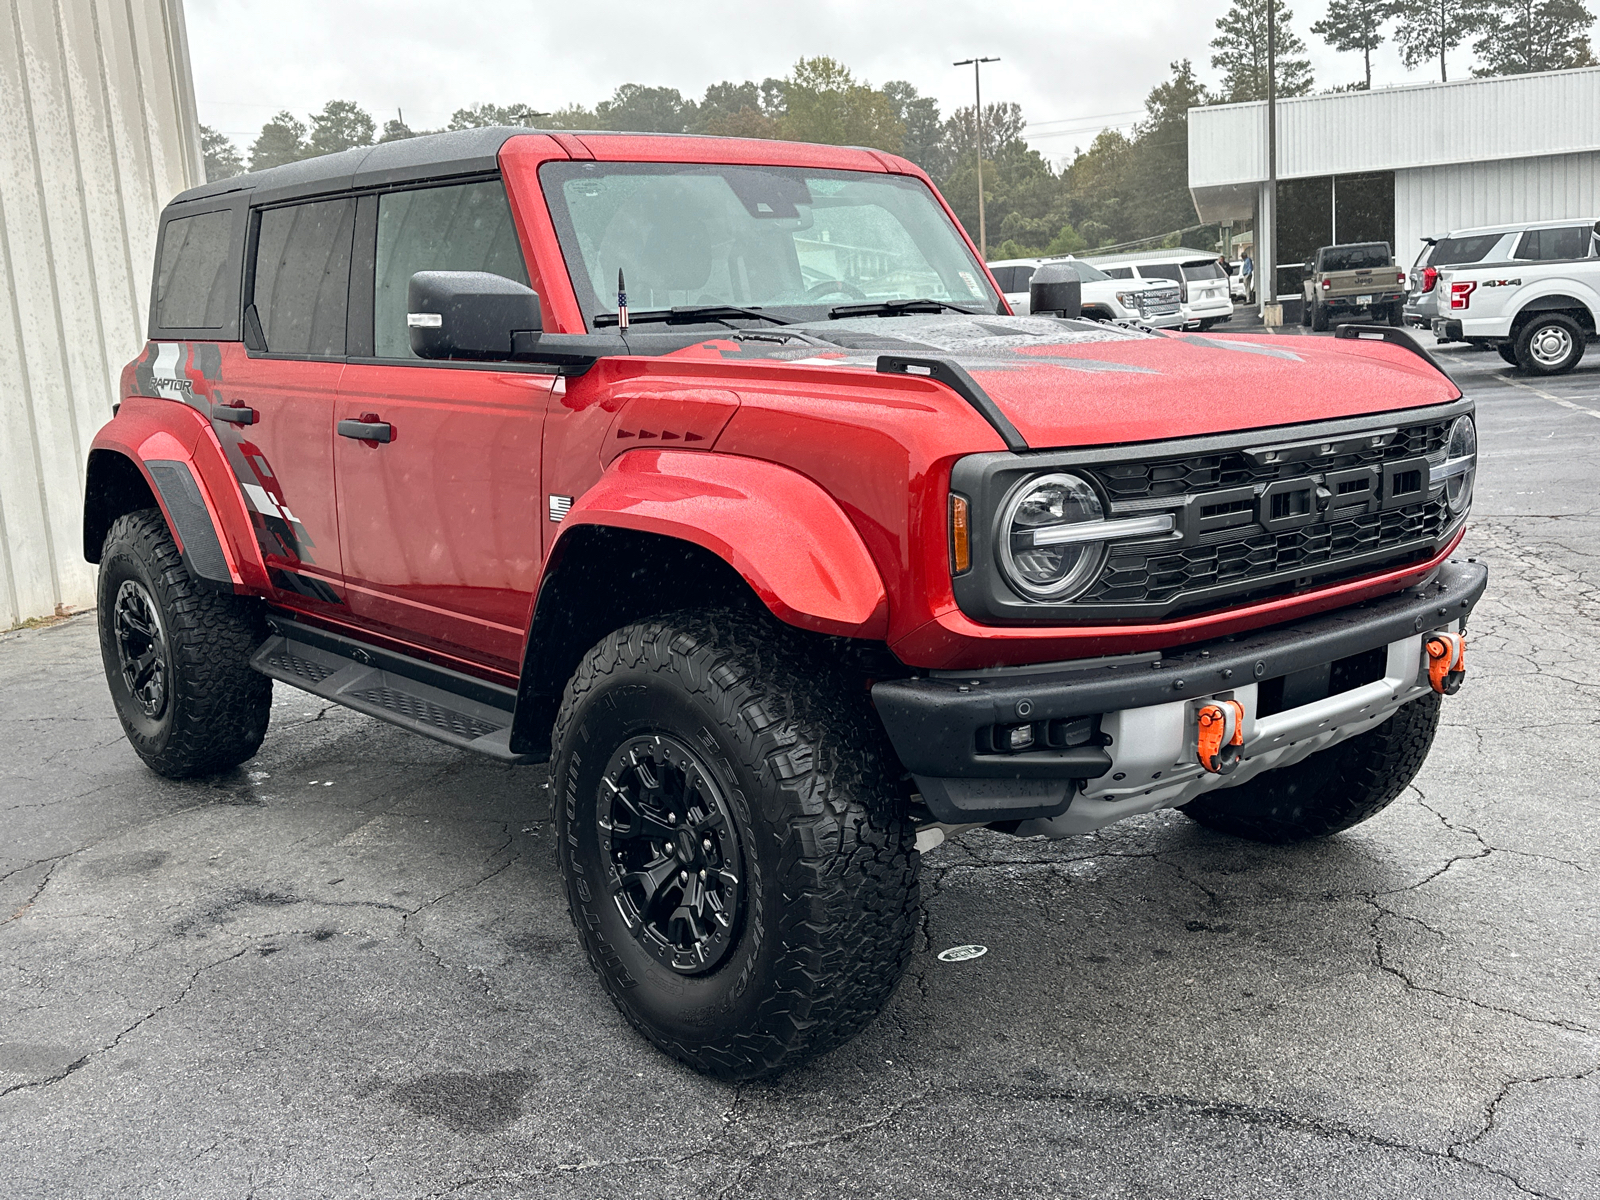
<box><xmin>97</xmin><ymin>508</ymin><xmax>271</xmax><ymax>778</ymax></box>
<box><xmin>1178</xmin><ymin>692</ymin><xmax>1442</xmax><ymax>844</ymax></box>
<box><xmin>552</xmin><ymin>611</ymin><xmax>919</xmax><ymax>1080</ymax></box>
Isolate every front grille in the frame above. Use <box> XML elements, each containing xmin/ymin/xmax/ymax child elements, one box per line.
<box><xmin>947</xmin><ymin>403</ymin><xmax>1470</xmax><ymax>625</ymax></box>
<box><xmin>1095</xmin><ymin>418</ymin><xmax>1449</xmax><ymax>502</ymax></box>
<box><xmin>1084</xmin><ymin>501</ymin><xmax>1446</xmax><ymax>605</ymax></box>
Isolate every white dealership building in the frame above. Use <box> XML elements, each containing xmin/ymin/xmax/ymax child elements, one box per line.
<box><xmin>1188</xmin><ymin>65</ymin><xmax>1600</xmax><ymax>298</ymax></box>
<box><xmin>0</xmin><ymin>0</ymin><xmax>201</xmax><ymax>627</ymax></box>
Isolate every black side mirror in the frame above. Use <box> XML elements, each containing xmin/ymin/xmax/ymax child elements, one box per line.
<box><xmin>407</xmin><ymin>271</ymin><xmax>541</xmax><ymax>360</ymax></box>
<box><xmin>1029</xmin><ymin>262</ymin><xmax>1082</xmax><ymax>319</ymax></box>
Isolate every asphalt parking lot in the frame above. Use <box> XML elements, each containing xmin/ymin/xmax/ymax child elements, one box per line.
<box><xmin>2</xmin><ymin>335</ymin><xmax>1597</xmax><ymax>1200</ymax></box>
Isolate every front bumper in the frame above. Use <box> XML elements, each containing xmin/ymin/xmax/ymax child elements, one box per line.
<box><xmin>873</xmin><ymin>559</ymin><xmax>1487</xmax><ymax>825</ymax></box>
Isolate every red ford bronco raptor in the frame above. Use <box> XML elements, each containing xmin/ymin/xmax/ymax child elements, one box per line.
<box><xmin>86</xmin><ymin>128</ymin><xmax>1484</xmax><ymax>1079</ymax></box>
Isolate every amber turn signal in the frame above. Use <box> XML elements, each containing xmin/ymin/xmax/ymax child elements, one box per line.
<box><xmin>950</xmin><ymin>494</ymin><xmax>971</xmax><ymax>574</ymax></box>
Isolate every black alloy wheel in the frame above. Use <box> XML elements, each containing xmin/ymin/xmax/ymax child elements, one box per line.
<box><xmin>97</xmin><ymin>508</ymin><xmax>272</xmax><ymax>778</ymax></box>
<box><xmin>599</xmin><ymin>734</ymin><xmax>745</xmax><ymax>974</ymax></box>
<box><xmin>113</xmin><ymin>578</ymin><xmax>169</xmax><ymax>719</ymax></box>
<box><xmin>553</xmin><ymin>610</ymin><xmax>920</xmax><ymax>1079</ymax></box>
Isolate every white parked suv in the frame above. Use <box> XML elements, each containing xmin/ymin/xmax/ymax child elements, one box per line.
<box><xmin>990</xmin><ymin>256</ymin><xmax>1184</xmax><ymax>327</ymax></box>
<box><xmin>1432</xmin><ymin>220</ymin><xmax>1600</xmax><ymax>374</ymax></box>
<box><xmin>1085</xmin><ymin>249</ymin><xmax>1235</xmax><ymax>330</ymax></box>
<box><xmin>1405</xmin><ymin>217</ymin><xmax>1600</xmax><ymax>329</ymax></box>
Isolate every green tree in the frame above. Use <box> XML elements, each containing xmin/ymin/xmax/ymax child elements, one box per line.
<box><xmin>1393</xmin><ymin>0</ymin><xmax>1492</xmax><ymax>80</ymax></box>
<box><xmin>1210</xmin><ymin>0</ymin><xmax>1315</xmax><ymax>101</ymax></box>
<box><xmin>1060</xmin><ymin>128</ymin><xmax>1134</xmax><ymax>248</ymax></box>
<box><xmin>308</xmin><ymin>100</ymin><xmax>375</xmax><ymax>156</ymax></box>
<box><xmin>199</xmin><ymin>124</ymin><xmax>244</xmax><ymax>181</ymax></box>
<box><xmin>778</xmin><ymin>57</ymin><xmax>902</xmax><ymax>153</ymax></box>
<box><xmin>1471</xmin><ymin>0</ymin><xmax>1597</xmax><ymax>74</ymax></box>
<box><xmin>1312</xmin><ymin>0</ymin><xmax>1402</xmax><ymax>88</ymax></box>
<box><xmin>882</xmin><ymin>81</ymin><xmax>947</xmax><ymax>174</ymax></box>
<box><xmin>1124</xmin><ymin>60</ymin><xmax>1208</xmax><ymax>241</ymax></box>
<box><xmin>248</xmin><ymin>111</ymin><xmax>309</xmax><ymax>170</ymax></box>
<box><xmin>595</xmin><ymin>84</ymin><xmax>696</xmax><ymax>133</ymax></box>
<box><xmin>379</xmin><ymin>114</ymin><xmax>418</xmax><ymax>142</ymax></box>
<box><xmin>692</xmin><ymin>81</ymin><xmax>779</xmax><ymax>138</ymax></box>
<box><xmin>448</xmin><ymin>102</ymin><xmax>545</xmax><ymax>129</ymax></box>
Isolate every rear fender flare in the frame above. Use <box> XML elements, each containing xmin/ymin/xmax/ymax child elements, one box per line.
<box><xmin>557</xmin><ymin>449</ymin><xmax>888</xmax><ymax>637</ymax></box>
<box><xmin>85</xmin><ymin>399</ymin><xmax>267</xmax><ymax>591</ymax></box>
<box><xmin>1514</xmin><ymin>291</ymin><xmax>1598</xmax><ymax>333</ymax></box>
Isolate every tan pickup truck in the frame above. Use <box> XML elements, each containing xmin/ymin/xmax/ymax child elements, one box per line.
<box><xmin>1301</xmin><ymin>242</ymin><xmax>1408</xmax><ymax>331</ymax></box>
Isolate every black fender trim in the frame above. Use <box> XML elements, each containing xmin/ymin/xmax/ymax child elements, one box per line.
<box><xmin>144</xmin><ymin>459</ymin><xmax>233</xmax><ymax>590</ymax></box>
<box><xmin>877</xmin><ymin>354</ymin><xmax>1027</xmax><ymax>450</ymax></box>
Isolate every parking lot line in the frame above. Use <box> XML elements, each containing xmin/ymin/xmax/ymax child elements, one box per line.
<box><xmin>1493</xmin><ymin>372</ymin><xmax>1600</xmax><ymax>420</ymax></box>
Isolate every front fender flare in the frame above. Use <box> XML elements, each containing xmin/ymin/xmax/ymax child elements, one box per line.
<box><xmin>558</xmin><ymin>449</ymin><xmax>889</xmax><ymax>637</ymax></box>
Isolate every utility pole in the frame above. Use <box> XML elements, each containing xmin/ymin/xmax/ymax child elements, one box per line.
<box><xmin>1263</xmin><ymin>1</ymin><xmax>1278</xmax><ymax>323</ymax></box>
<box><xmin>954</xmin><ymin>56</ymin><xmax>999</xmax><ymax>259</ymax></box>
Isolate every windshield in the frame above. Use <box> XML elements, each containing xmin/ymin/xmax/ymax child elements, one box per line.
<box><xmin>1320</xmin><ymin>244</ymin><xmax>1392</xmax><ymax>271</ymax></box>
<box><xmin>540</xmin><ymin>162</ymin><xmax>1001</xmax><ymax>326</ymax></box>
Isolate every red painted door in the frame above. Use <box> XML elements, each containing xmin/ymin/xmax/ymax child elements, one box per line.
<box><xmin>331</xmin><ymin>177</ymin><xmax>550</xmax><ymax>674</ymax></box>
<box><xmin>220</xmin><ymin>196</ymin><xmax>357</xmax><ymax>615</ymax></box>
<box><xmin>333</xmin><ymin>365</ymin><xmax>553</xmax><ymax>672</ymax></box>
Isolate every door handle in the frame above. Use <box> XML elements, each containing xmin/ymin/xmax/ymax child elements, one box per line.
<box><xmin>338</xmin><ymin>416</ymin><xmax>393</xmax><ymax>443</ymax></box>
<box><xmin>211</xmin><ymin>402</ymin><xmax>257</xmax><ymax>425</ymax></box>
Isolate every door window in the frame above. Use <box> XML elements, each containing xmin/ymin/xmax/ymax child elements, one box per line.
<box><xmin>1514</xmin><ymin>226</ymin><xmax>1589</xmax><ymax>261</ymax></box>
<box><xmin>1136</xmin><ymin>264</ymin><xmax>1183</xmax><ymax>284</ymax></box>
<box><xmin>250</xmin><ymin>199</ymin><xmax>356</xmax><ymax>356</ymax></box>
<box><xmin>373</xmin><ymin>180</ymin><xmax>528</xmax><ymax>359</ymax></box>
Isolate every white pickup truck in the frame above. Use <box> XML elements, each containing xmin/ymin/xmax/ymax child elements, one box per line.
<box><xmin>1432</xmin><ymin>222</ymin><xmax>1600</xmax><ymax>374</ymax></box>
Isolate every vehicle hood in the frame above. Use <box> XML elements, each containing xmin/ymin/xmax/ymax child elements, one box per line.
<box><xmin>698</xmin><ymin>315</ymin><xmax>1461</xmax><ymax>449</ymax></box>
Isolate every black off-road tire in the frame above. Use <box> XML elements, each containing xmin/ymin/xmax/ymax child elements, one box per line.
<box><xmin>1387</xmin><ymin>302</ymin><xmax>1405</xmax><ymax>327</ymax></box>
<box><xmin>1310</xmin><ymin>301</ymin><xmax>1330</xmax><ymax>332</ymax></box>
<box><xmin>552</xmin><ymin>610</ymin><xmax>919</xmax><ymax>1080</ymax></box>
<box><xmin>1179</xmin><ymin>693</ymin><xmax>1442</xmax><ymax>844</ymax></box>
<box><xmin>1514</xmin><ymin>312</ymin><xmax>1586</xmax><ymax>376</ymax></box>
<box><xmin>1497</xmin><ymin>343</ymin><xmax>1519</xmax><ymax>366</ymax></box>
<box><xmin>97</xmin><ymin>509</ymin><xmax>272</xmax><ymax>778</ymax></box>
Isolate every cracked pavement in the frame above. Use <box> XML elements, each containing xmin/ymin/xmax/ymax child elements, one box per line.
<box><xmin>1</xmin><ymin>344</ymin><xmax>1597</xmax><ymax>1199</ymax></box>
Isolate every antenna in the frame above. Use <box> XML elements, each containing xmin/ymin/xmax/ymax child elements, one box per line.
<box><xmin>617</xmin><ymin>268</ymin><xmax>629</xmax><ymax>332</ymax></box>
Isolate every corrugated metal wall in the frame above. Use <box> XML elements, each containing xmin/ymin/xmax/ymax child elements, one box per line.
<box><xmin>1190</xmin><ymin>66</ymin><xmax>1600</xmax><ymax>190</ymax></box>
<box><xmin>0</xmin><ymin>0</ymin><xmax>200</xmax><ymax>628</ymax></box>
<box><xmin>1395</xmin><ymin>151</ymin><xmax>1600</xmax><ymax>262</ymax></box>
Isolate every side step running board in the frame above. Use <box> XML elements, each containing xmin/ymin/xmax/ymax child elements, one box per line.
<box><xmin>250</xmin><ymin>617</ymin><xmax>534</xmax><ymax>764</ymax></box>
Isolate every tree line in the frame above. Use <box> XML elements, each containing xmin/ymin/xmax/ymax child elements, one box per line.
<box><xmin>201</xmin><ymin>1</ymin><xmax>1596</xmax><ymax>261</ymax></box>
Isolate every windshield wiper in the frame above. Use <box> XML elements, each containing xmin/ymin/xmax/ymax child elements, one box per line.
<box><xmin>826</xmin><ymin>298</ymin><xmax>976</xmax><ymax>319</ymax></box>
<box><xmin>593</xmin><ymin>305</ymin><xmax>789</xmax><ymax>328</ymax></box>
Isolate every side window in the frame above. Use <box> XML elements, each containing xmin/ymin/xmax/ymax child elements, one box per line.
<box><xmin>373</xmin><ymin>179</ymin><xmax>528</xmax><ymax>360</ymax></box>
<box><xmin>1103</xmin><ymin>266</ymin><xmax>1134</xmax><ymax>280</ymax></box>
<box><xmin>990</xmin><ymin>266</ymin><xmax>1016</xmax><ymax>291</ymax></box>
<box><xmin>250</xmin><ymin>199</ymin><xmax>356</xmax><ymax>356</ymax></box>
<box><xmin>155</xmin><ymin>209</ymin><xmax>235</xmax><ymax>330</ymax></box>
<box><xmin>1515</xmin><ymin>226</ymin><xmax>1588</xmax><ymax>262</ymax></box>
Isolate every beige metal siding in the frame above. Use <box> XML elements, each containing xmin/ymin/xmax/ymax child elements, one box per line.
<box><xmin>0</xmin><ymin>0</ymin><xmax>198</xmax><ymax>627</ymax></box>
<box><xmin>1190</xmin><ymin>66</ymin><xmax>1600</xmax><ymax>189</ymax></box>
<box><xmin>1394</xmin><ymin>151</ymin><xmax>1600</xmax><ymax>259</ymax></box>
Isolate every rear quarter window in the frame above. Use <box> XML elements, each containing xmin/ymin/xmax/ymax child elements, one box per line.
<box><xmin>1431</xmin><ymin>233</ymin><xmax>1504</xmax><ymax>266</ymax></box>
<box><xmin>151</xmin><ymin>204</ymin><xmax>245</xmax><ymax>338</ymax></box>
<box><xmin>1137</xmin><ymin>264</ymin><xmax>1183</xmax><ymax>284</ymax></box>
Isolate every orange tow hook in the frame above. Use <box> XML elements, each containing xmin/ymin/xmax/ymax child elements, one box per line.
<box><xmin>1197</xmin><ymin>699</ymin><xmax>1245</xmax><ymax>775</ymax></box>
<box><xmin>1426</xmin><ymin>631</ymin><xmax>1467</xmax><ymax>695</ymax></box>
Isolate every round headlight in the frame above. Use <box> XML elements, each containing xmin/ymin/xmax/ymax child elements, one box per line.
<box><xmin>1444</xmin><ymin>415</ymin><xmax>1477</xmax><ymax>513</ymax></box>
<box><xmin>998</xmin><ymin>473</ymin><xmax>1106</xmax><ymax>601</ymax></box>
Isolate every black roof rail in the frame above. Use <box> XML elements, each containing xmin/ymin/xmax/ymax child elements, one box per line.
<box><xmin>1333</xmin><ymin>324</ymin><xmax>1453</xmax><ymax>382</ymax></box>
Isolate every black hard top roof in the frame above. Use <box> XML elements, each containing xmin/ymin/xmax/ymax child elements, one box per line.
<box><xmin>168</xmin><ymin>126</ymin><xmax>528</xmax><ymax>209</ymax></box>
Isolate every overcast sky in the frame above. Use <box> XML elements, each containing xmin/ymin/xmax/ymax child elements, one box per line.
<box><xmin>187</xmin><ymin>0</ymin><xmax>1600</xmax><ymax>164</ymax></box>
